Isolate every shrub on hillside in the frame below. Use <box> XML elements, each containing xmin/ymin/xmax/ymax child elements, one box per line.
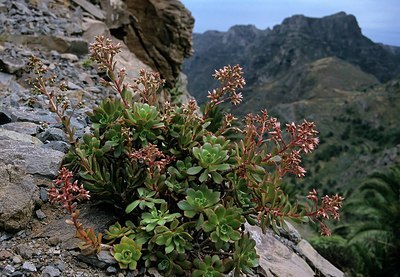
<box><xmin>28</xmin><ymin>36</ymin><xmax>343</xmax><ymax>276</ymax></box>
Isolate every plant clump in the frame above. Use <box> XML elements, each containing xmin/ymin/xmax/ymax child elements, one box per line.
<box><xmin>28</xmin><ymin>35</ymin><xmax>344</xmax><ymax>276</ymax></box>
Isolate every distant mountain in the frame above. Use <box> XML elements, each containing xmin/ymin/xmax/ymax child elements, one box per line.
<box><xmin>183</xmin><ymin>12</ymin><xmax>400</xmax><ymax>193</ymax></box>
<box><xmin>183</xmin><ymin>12</ymin><xmax>400</xmax><ymax>104</ymax></box>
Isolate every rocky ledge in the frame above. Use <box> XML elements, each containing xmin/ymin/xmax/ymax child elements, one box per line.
<box><xmin>0</xmin><ymin>0</ymin><xmax>342</xmax><ymax>276</ymax></box>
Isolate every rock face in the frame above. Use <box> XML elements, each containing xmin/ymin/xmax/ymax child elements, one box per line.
<box><xmin>247</xmin><ymin>224</ymin><xmax>344</xmax><ymax>277</ymax></box>
<box><xmin>101</xmin><ymin>0</ymin><xmax>195</xmax><ymax>86</ymax></box>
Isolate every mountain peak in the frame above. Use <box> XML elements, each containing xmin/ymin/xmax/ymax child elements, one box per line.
<box><xmin>227</xmin><ymin>24</ymin><xmax>259</xmax><ymax>33</ymax></box>
<box><xmin>277</xmin><ymin>11</ymin><xmax>362</xmax><ymax>38</ymax></box>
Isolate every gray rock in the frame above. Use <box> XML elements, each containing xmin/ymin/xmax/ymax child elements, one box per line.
<box><xmin>297</xmin><ymin>239</ymin><xmax>344</xmax><ymax>277</ymax></box>
<box><xmin>42</xmin><ymin>265</ymin><xmax>61</xmax><ymax>277</ymax></box>
<box><xmin>279</xmin><ymin>221</ymin><xmax>302</xmax><ymax>243</ymax></box>
<box><xmin>0</xmin><ymin>110</ymin><xmax>12</xmax><ymax>125</ymax></box>
<box><xmin>0</xmin><ymin>249</ymin><xmax>12</xmax><ymax>261</ymax></box>
<box><xmin>47</xmin><ymin>236</ymin><xmax>61</xmax><ymax>247</ymax></box>
<box><xmin>106</xmin><ymin>266</ymin><xmax>117</xmax><ymax>274</ymax></box>
<box><xmin>0</xmin><ymin>106</ymin><xmax>57</xmax><ymax>125</ymax></box>
<box><xmin>61</xmin><ymin>53</ymin><xmax>79</xmax><ymax>62</ymax></box>
<box><xmin>246</xmin><ymin>223</ymin><xmax>344</xmax><ymax>277</ymax></box>
<box><xmin>35</xmin><ymin>209</ymin><xmax>46</xmax><ymax>220</ymax></box>
<box><xmin>42</xmin><ymin>203</ymin><xmax>116</xmax><ymax>250</ymax></box>
<box><xmin>97</xmin><ymin>250</ymin><xmax>117</xmax><ymax>265</ymax></box>
<box><xmin>12</xmin><ymin>2</ymin><xmax>31</xmax><ymax>15</ymax></box>
<box><xmin>0</xmin><ymin>56</ymin><xmax>25</xmax><ymax>74</ymax></box>
<box><xmin>66</xmin><ymin>81</ymin><xmax>83</xmax><ymax>90</ymax></box>
<box><xmin>0</xmin><ymin>232</ymin><xmax>13</xmax><ymax>242</ymax></box>
<box><xmin>16</xmin><ymin>230</ymin><xmax>27</xmax><ymax>239</ymax></box>
<box><xmin>0</xmin><ymin>139</ymin><xmax>64</xmax><ymax>177</ymax></box>
<box><xmin>1</xmin><ymin>122</ymin><xmax>39</xmax><ymax>136</ymax></box>
<box><xmin>77</xmin><ymin>249</ymin><xmax>117</xmax><ymax>269</ymax></box>
<box><xmin>72</xmin><ymin>0</ymin><xmax>105</xmax><ymax>20</ymax></box>
<box><xmin>4</xmin><ymin>264</ymin><xmax>15</xmax><ymax>274</ymax></box>
<box><xmin>6</xmin><ymin>35</ymin><xmax>89</xmax><ymax>56</ymax></box>
<box><xmin>55</xmin><ymin>261</ymin><xmax>65</xmax><ymax>272</ymax></box>
<box><xmin>0</xmin><ymin>165</ymin><xmax>38</xmax><ymax>231</ymax></box>
<box><xmin>40</xmin><ymin>187</ymin><xmax>49</xmax><ymax>202</ymax></box>
<box><xmin>0</xmin><ymin>128</ymin><xmax>42</xmax><ymax>145</ymax></box>
<box><xmin>16</xmin><ymin>244</ymin><xmax>33</xmax><ymax>259</ymax></box>
<box><xmin>50</xmin><ymin>50</ymin><xmax>60</xmax><ymax>58</ymax></box>
<box><xmin>246</xmin><ymin>224</ymin><xmax>315</xmax><ymax>277</ymax></box>
<box><xmin>0</xmin><ymin>72</ymin><xmax>14</xmax><ymax>86</ymax></box>
<box><xmin>42</xmin><ymin>141</ymin><xmax>70</xmax><ymax>153</ymax></box>
<box><xmin>37</xmin><ymin>127</ymin><xmax>67</xmax><ymax>142</ymax></box>
<box><xmin>12</xmin><ymin>255</ymin><xmax>22</xmax><ymax>264</ymax></box>
<box><xmin>0</xmin><ymin>1</ymin><xmax>6</xmax><ymax>13</ymax></box>
<box><xmin>22</xmin><ymin>261</ymin><xmax>37</xmax><ymax>272</ymax></box>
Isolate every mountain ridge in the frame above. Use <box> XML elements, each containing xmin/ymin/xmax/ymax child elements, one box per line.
<box><xmin>184</xmin><ymin>12</ymin><xmax>400</xmax><ymax>104</ymax></box>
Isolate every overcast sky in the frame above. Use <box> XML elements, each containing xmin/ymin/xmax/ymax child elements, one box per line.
<box><xmin>180</xmin><ymin>0</ymin><xmax>400</xmax><ymax>46</ymax></box>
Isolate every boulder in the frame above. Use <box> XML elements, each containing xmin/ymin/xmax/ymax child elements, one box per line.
<box><xmin>0</xmin><ymin>55</ymin><xmax>25</xmax><ymax>74</ymax></box>
<box><xmin>246</xmin><ymin>224</ymin><xmax>344</xmax><ymax>277</ymax></box>
<box><xmin>1</xmin><ymin>122</ymin><xmax>39</xmax><ymax>136</ymax></box>
<box><xmin>297</xmin><ymin>239</ymin><xmax>344</xmax><ymax>277</ymax></box>
<box><xmin>247</xmin><ymin>224</ymin><xmax>315</xmax><ymax>276</ymax></box>
<box><xmin>82</xmin><ymin>18</ymin><xmax>152</xmax><ymax>85</ymax></box>
<box><xmin>0</xmin><ymin>128</ymin><xmax>42</xmax><ymax>145</ymax></box>
<box><xmin>0</xmin><ymin>139</ymin><xmax>64</xmax><ymax>177</ymax></box>
<box><xmin>41</xmin><ymin>203</ymin><xmax>116</xmax><ymax>250</ymax></box>
<box><xmin>100</xmin><ymin>0</ymin><xmax>194</xmax><ymax>86</ymax></box>
<box><xmin>6</xmin><ymin>35</ymin><xmax>89</xmax><ymax>56</ymax></box>
<box><xmin>0</xmin><ymin>165</ymin><xmax>38</xmax><ymax>231</ymax></box>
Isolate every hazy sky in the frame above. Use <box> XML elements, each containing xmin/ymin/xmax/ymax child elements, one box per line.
<box><xmin>181</xmin><ymin>0</ymin><xmax>400</xmax><ymax>46</ymax></box>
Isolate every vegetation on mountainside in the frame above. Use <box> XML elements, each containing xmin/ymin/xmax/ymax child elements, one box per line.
<box><xmin>27</xmin><ymin>36</ymin><xmax>343</xmax><ymax>276</ymax></box>
<box><xmin>311</xmin><ymin>164</ymin><xmax>400</xmax><ymax>276</ymax></box>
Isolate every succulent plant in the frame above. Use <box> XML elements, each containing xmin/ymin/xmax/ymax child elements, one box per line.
<box><xmin>32</xmin><ymin>36</ymin><xmax>342</xmax><ymax>276</ymax></box>
<box><xmin>125</xmin><ymin>102</ymin><xmax>164</xmax><ymax>144</ymax></box>
<box><xmin>151</xmin><ymin>219</ymin><xmax>193</xmax><ymax>254</ymax></box>
<box><xmin>140</xmin><ymin>203</ymin><xmax>181</xmax><ymax>232</ymax></box>
<box><xmin>151</xmin><ymin>251</ymin><xmax>191</xmax><ymax>276</ymax></box>
<box><xmin>189</xmin><ymin>142</ymin><xmax>231</xmax><ymax>184</ymax></box>
<box><xmin>104</xmin><ymin>222</ymin><xmax>134</xmax><ymax>244</ymax></box>
<box><xmin>125</xmin><ymin>188</ymin><xmax>166</xmax><ymax>213</ymax></box>
<box><xmin>112</xmin><ymin>236</ymin><xmax>142</xmax><ymax>270</ymax></box>
<box><xmin>88</xmin><ymin>98</ymin><xmax>124</xmax><ymax>130</ymax></box>
<box><xmin>233</xmin><ymin>233</ymin><xmax>259</xmax><ymax>276</ymax></box>
<box><xmin>177</xmin><ymin>185</ymin><xmax>220</xmax><ymax>218</ymax></box>
<box><xmin>193</xmin><ymin>255</ymin><xmax>225</xmax><ymax>277</ymax></box>
<box><xmin>203</xmin><ymin>205</ymin><xmax>245</xmax><ymax>248</ymax></box>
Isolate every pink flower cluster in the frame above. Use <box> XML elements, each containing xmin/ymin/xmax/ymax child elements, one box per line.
<box><xmin>306</xmin><ymin>189</ymin><xmax>344</xmax><ymax>236</ymax></box>
<box><xmin>89</xmin><ymin>35</ymin><xmax>121</xmax><ymax>72</ymax></box>
<box><xmin>286</xmin><ymin>120</ymin><xmax>319</xmax><ymax>154</ymax></box>
<box><xmin>47</xmin><ymin>167</ymin><xmax>90</xmax><ymax>210</ymax></box>
<box><xmin>242</xmin><ymin>109</ymin><xmax>319</xmax><ymax>178</ymax></box>
<box><xmin>206</xmin><ymin>64</ymin><xmax>245</xmax><ymax>109</ymax></box>
<box><xmin>129</xmin><ymin>144</ymin><xmax>172</xmax><ymax>172</ymax></box>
